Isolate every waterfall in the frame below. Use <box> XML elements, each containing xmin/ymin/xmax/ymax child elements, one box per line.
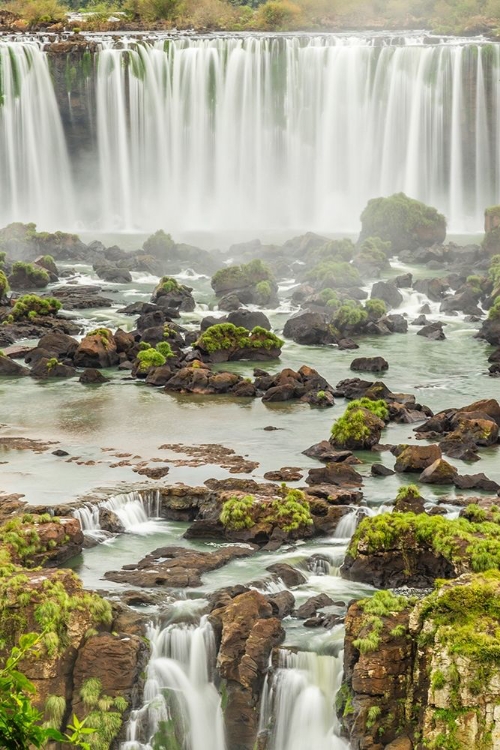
<box><xmin>0</xmin><ymin>41</ymin><xmax>75</xmax><ymax>229</ymax></box>
<box><xmin>122</xmin><ymin>616</ymin><xmax>225</xmax><ymax>750</ymax></box>
<box><xmin>2</xmin><ymin>35</ymin><xmax>500</xmax><ymax>234</ymax></box>
<box><xmin>93</xmin><ymin>37</ymin><xmax>500</xmax><ymax>234</ymax></box>
<box><xmin>259</xmin><ymin>648</ymin><xmax>349</xmax><ymax>750</ymax></box>
<box><xmin>73</xmin><ymin>490</ymin><xmax>161</xmax><ymax>537</ymax></box>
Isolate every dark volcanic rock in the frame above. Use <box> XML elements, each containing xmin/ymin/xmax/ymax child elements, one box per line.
<box><xmin>350</xmin><ymin>356</ymin><xmax>389</xmax><ymax>373</ymax></box>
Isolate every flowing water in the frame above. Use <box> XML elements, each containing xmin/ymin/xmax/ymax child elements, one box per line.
<box><xmin>1</xmin><ymin>35</ymin><xmax>500</xmax><ymax>231</ymax></box>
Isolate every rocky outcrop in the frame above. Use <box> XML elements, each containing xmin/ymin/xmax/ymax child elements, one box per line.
<box><xmin>73</xmin><ymin>329</ymin><xmax>119</xmax><ymax>368</ymax></box>
<box><xmin>342</xmin><ymin>573</ymin><xmax>500</xmax><ymax>750</ymax></box>
<box><xmin>209</xmin><ymin>589</ymin><xmax>285</xmax><ymax>750</ymax></box>
<box><xmin>283</xmin><ymin>310</ymin><xmax>337</xmax><ymax>346</ymax></box>
<box><xmin>393</xmin><ymin>443</ymin><xmax>442</xmax><ymax>472</ymax></box>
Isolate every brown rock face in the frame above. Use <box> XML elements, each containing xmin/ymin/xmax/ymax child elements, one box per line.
<box><xmin>306</xmin><ymin>462</ymin><xmax>363</xmax><ymax>487</ymax></box>
<box><xmin>419</xmin><ymin>458</ymin><xmax>458</xmax><ymax>485</ymax></box>
<box><xmin>394</xmin><ymin>443</ymin><xmax>441</xmax><ymax>472</ymax></box>
<box><xmin>74</xmin><ymin>330</ymin><xmax>119</xmax><ymax>368</ymax></box>
<box><xmin>210</xmin><ymin>590</ymin><xmax>284</xmax><ymax>750</ymax></box>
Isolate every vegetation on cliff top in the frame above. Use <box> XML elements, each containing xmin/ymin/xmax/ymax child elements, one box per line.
<box><xmin>348</xmin><ymin>511</ymin><xmax>500</xmax><ymax>575</ymax></box>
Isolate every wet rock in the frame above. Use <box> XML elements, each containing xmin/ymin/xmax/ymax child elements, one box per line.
<box><xmin>36</xmin><ymin>331</ymin><xmax>79</xmax><ymax>359</ymax></box>
<box><xmin>302</xmin><ymin>441</ymin><xmax>353</xmax><ymax>463</ymax></box>
<box><xmin>394</xmin><ymin>273</ymin><xmax>413</xmax><ymax>288</ymax></box>
<box><xmin>394</xmin><ymin>444</ymin><xmax>442</xmax><ymax>472</ymax></box>
<box><xmin>218</xmin><ymin>293</ymin><xmax>242</xmax><ymax>311</ymax></box>
<box><xmin>265</xmin><ymin>563</ymin><xmax>307</xmax><ymax>587</ymax></box>
<box><xmin>79</xmin><ymin>368</ymin><xmax>110</xmax><ymax>384</ymax></box>
<box><xmin>30</xmin><ymin>357</ymin><xmax>76</xmax><ymax>379</ymax></box>
<box><xmin>94</xmin><ymin>261</ymin><xmax>132</xmax><ymax>284</ymax></box>
<box><xmin>350</xmin><ymin>356</ymin><xmax>389</xmax><ymax>373</ymax></box>
<box><xmin>295</xmin><ymin>593</ymin><xmax>335</xmax><ymax>619</ymax></box>
<box><xmin>419</xmin><ymin>458</ymin><xmax>458</xmax><ymax>485</ymax></box>
<box><xmin>370</xmin><ymin>281</ymin><xmax>403</xmax><ymax>309</ymax></box>
<box><xmin>266</xmin><ymin>590</ymin><xmax>295</xmax><ymax>618</ymax></box>
<box><xmin>0</xmin><ymin>355</ymin><xmax>30</xmax><ymax>376</ymax></box>
<box><xmin>283</xmin><ymin>310</ymin><xmax>337</xmax><ymax>346</ymax></box>
<box><xmin>330</xmin><ymin>407</ymin><xmax>386</xmax><ymax>450</ymax></box>
<box><xmin>306</xmin><ymin>462</ymin><xmax>363</xmax><ymax>487</ymax></box>
<box><xmin>338</xmin><ymin>338</ymin><xmax>360</xmax><ymax>349</ymax></box>
<box><xmin>382</xmin><ymin>314</ymin><xmax>408</xmax><ymax>334</ymax></box>
<box><xmin>417</xmin><ymin>322</ymin><xmax>446</xmax><ymax>340</ymax></box>
<box><xmin>227</xmin><ymin>309</ymin><xmax>272</xmax><ymax>331</ymax></box>
<box><xmin>454</xmin><ymin>473</ymin><xmax>500</xmax><ymax>492</ymax></box>
<box><xmin>51</xmin><ymin>285</ymin><xmax>113</xmax><ymax>309</ymax></box>
<box><xmin>263</xmin><ymin>467</ymin><xmax>303</xmax><ymax>482</ymax></box>
<box><xmin>371</xmin><ymin>463</ymin><xmax>395</xmax><ymax>477</ymax></box>
<box><xmin>74</xmin><ymin>329</ymin><xmax>119</xmax><ymax>368</ymax></box>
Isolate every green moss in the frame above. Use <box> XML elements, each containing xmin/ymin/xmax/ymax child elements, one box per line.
<box><xmin>331</xmin><ymin>398</ymin><xmax>388</xmax><ymax>447</ymax></box>
<box><xmin>366</xmin><ymin>705</ymin><xmax>381</xmax><ymax>729</ymax></box>
<box><xmin>43</xmin><ymin>695</ymin><xmax>66</xmax><ymax>730</ymax></box>
<box><xmin>306</xmin><ymin>260</ymin><xmax>361</xmax><ymax>289</ymax></box>
<box><xmin>142</xmin><ymin>230</ymin><xmax>175</xmax><ymax>257</ymax></box>
<box><xmin>155</xmin><ymin>341</ymin><xmax>175</xmax><ymax>359</ymax></box>
<box><xmin>364</xmin><ymin>298</ymin><xmax>387</xmax><ymax>320</ymax></box>
<box><xmin>395</xmin><ymin>484</ymin><xmax>422</xmax><ymax>502</ymax></box>
<box><xmin>431</xmin><ymin>669</ymin><xmax>447</xmax><ymax>691</ymax></box>
<box><xmin>0</xmin><ymin>270</ymin><xmax>9</xmax><ymax>297</ymax></box>
<box><xmin>11</xmin><ymin>261</ymin><xmax>49</xmax><ymax>285</ymax></box>
<box><xmin>488</xmin><ymin>297</ymin><xmax>500</xmax><ymax>321</ymax></box>
<box><xmin>353</xmin><ymin>590</ymin><xmax>410</xmax><ymax>655</ymax></box>
<box><xmin>211</xmin><ymin>258</ymin><xmax>274</xmax><ymax>293</ymax></box>
<box><xmin>463</xmin><ymin>504</ymin><xmax>488</xmax><ymax>523</ymax></box>
<box><xmin>159</xmin><ymin>276</ymin><xmax>181</xmax><ymax>294</ymax></box>
<box><xmin>361</xmin><ymin>193</ymin><xmax>446</xmax><ymax>248</ymax></box>
<box><xmin>197</xmin><ymin>323</ymin><xmax>283</xmax><ymax>354</ymax></box>
<box><xmin>136</xmin><ymin>348</ymin><xmax>166</xmax><ymax>372</ymax></box>
<box><xmin>220</xmin><ymin>495</ymin><xmax>255</xmax><ymax>531</ymax></box>
<box><xmin>269</xmin><ymin>488</ymin><xmax>313</xmax><ymax>532</ymax></box>
<box><xmin>80</xmin><ymin>677</ymin><xmax>127</xmax><ymax>750</ymax></box>
<box><xmin>255</xmin><ymin>279</ymin><xmax>273</xmax><ymax>304</ymax></box>
<box><xmin>332</xmin><ymin>300</ymin><xmax>368</xmax><ymax>329</ymax></box>
<box><xmin>348</xmin><ymin>512</ymin><xmax>500</xmax><ymax>574</ymax></box>
<box><xmin>10</xmin><ymin>294</ymin><xmax>61</xmax><ymax>321</ymax></box>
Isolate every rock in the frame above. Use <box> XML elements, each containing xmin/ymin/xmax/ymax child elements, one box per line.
<box><xmin>79</xmin><ymin>368</ymin><xmax>110</xmax><ymax>384</ymax></box>
<box><xmin>74</xmin><ymin>329</ymin><xmax>119</xmax><ymax>368</ymax></box>
<box><xmin>394</xmin><ymin>273</ymin><xmax>413</xmax><ymax>288</ymax></box>
<box><xmin>370</xmin><ymin>281</ymin><xmax>403</xmax><ymax>309</ymax></box>
<box><xmin>382</xmin><ymin>314</ymin><xmax>408</xmax><ymax>334</ymax></box>
<box><xmin>330</xmin><ymin>407</ymin><xmax>386</xmax><ymax>450</ymax></box>
<box><xmin>350</xmin><ymin>356</ymin><xmax>389</xmax><ymax>373</ymax></box>
<box><xmin>227</xmin><ymin>309</ymin><xmax>271</xmax><ymax>331</ymax></box>
<box><xmin>302</xmin><ymin>441</ymin><xmax>353</xmax><ymax>463</ymax></box>
<box><xmin>36</xmin><ymin>332</ymin><xmax>79</xmax><ymax>358</ymax></box>
<box><xmin>384</xmin><ymin>739</ymin><xmax>413</xmax><ymax>750</ymax></box>
<box><xmin>456</xmin><ymin>398</ymin><xmax>500</xmax><ymax>427</ymax></box>
<box><xmin>283</xmin><ymin>310</ymin><xmax>337</xmax><ymax>346</ymax></box>
<box><xmin>152</xmin><ymin>278</ymin><xmax>196</xmax><ymax>312</ymax></box>
<box><xmin>94</xmin><ymin>261</ymin><xmax>133</xmax><ymax>284</ymax></box>
<box><xmin>218</xmin><ymin>293</ymin><xmax>242</xmax><ymax>311</ymax></box>
<box><xmin>263</xmin><ymin>467</ymin><xmax>303</xmax><ymax>482</ymax></box>
<box><xmin>413</xmin><ymin>277</ymin><xmax>449</xmax><ymax>301</ymax></box>
<box><xmin>0</xmin><ymin>355</ymin><xmax>30</xmax><ymax>376</ymax></box>
<box><xmin>419</xmin><ymin>458</ymin><xmax>458</xmax><ymax>484</ymax></box>
<box><xmin>454</xmin><ymin>473</ymin><xmax>500</xmax><ymax>492</ymax></box>
<box><xmin>306</xmin><ymin>462</ymin><xmax>363</xmax><ymax>487</ymax></box>
<box><xmin>360</xmin><ymin>193</ymin><xmax>446</xmax><ymax>252</ymax></box>
<box><xmin>338</xmin><ymin>338</ymin><xmax>360</xmax><ymax>349</ymax></box>
<box><xmin>266</xmin><ymin>590</ymin><xmax>295</xmax><ymax>618</ymax></box>
<box><xmin>295</xmin><ymin>593</ymin><xmax>335</xmax><ymax>619</ymax></box>
<box><xmin>265</xmin><ymin>563</ymin><xmax>307</xmax><ymax>587</ymax></box>
<box><xmin>371</xmin><ymin>463</ymin><xmax>395</xmax><ymax>477</ymax></box>
<box><xmin>394</xmin><ymin>444</ymin><xmax>441</xmax><ymax>472</ymax></box>
<box><xmin>30</xmin><ymin>357</ymin><xmax>76</xmax><ymax>379</ymax></box>
<box><xmin>417</xmin><ymin>322</ymin><xmax>446</xmax><ymax>340</ymax></box>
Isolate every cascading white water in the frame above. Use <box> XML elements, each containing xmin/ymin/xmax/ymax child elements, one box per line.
<box><xmin>73</xmin><ymin>490</ymin><xmax>161</xmax><ymax>537</ymax></box>
<box><xmin>94</xmin><ymin>37</ymin><xmax>500</xmax><ymax>234</ymax></box>
<box><xmin>1</xmin><ymin>36</ymin><xmax>500</xmax><ymax>233</ymax></box>
<box><xmin>0</xmin><ymin>41</ymin><xmax>75</xmax><ymax>229</ymax></box>
<box><xmin>259</xmin><ymin>648</ymin><xmax>349</xmax><ymax>750</ymax></box>
<box><xmin>122</xmin><ymin>616</ymin><xmax>225</xmax><ymax>750</ymax></box>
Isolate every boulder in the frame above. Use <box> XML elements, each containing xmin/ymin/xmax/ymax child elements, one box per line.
<box><xmin>370</xmin><ymin>281</ymin><xmax>403</xmax><ymax>309</ymax></box>
<box><xmin>394</xmin><ymin>444</ymin><xmax>442</xmax><ymax>472</ymax></box>
<box><xmin>417</xmin><ymin>322</ymin><xmax>446</xmax><ymax>340</ymax></box>
<box><xmin>306</xmin><ymin>462</ymin><xmax>363</xmax><ymax>487</ymax></box>
<box><xmin>419</xmin><ymin>458</ymin><xmax>458</xmax><ymax>485</ymax></box>
<box><xmin>74</xmin><ymin>330</ymin><xmax>119</xmax><ymax>368</ymax></box>
<box><xmin>227</xmin><ymin>309</ymin><xmax>271</xmax><ymax>331</ymax></box>
<box><xmin>0</xmin><ymin>355</ymin><xmax>30</xmax><ymax>376</ymax></box>
<box><xmin>350</xmin><ymin>356</ymin><xmax>389</xmax><ymax>373</ymax></box>
<box><xmin>79</xmin><ymin>368</ymin><xmax>110</xmax><ymax>384</ymax></box>
<box><xmin>283</xmin><ymin>310</ymin><xmax>337</xmax><ymax>346</ymax></box>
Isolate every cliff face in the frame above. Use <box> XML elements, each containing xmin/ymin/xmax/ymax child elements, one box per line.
<box><xmin>341</xmin><ymin>572</ymin><xmax>500</xmax><ymax>750</ymax></box>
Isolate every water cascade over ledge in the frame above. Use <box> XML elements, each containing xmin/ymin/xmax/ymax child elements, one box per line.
<box><xmin>1</xmin><ymin>36</ymin><xmax>500</xmax><ymax>232</ymax></box>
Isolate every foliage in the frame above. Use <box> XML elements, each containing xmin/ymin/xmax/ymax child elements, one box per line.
<box><xmin>488</xmin><ymin>254</ymin><xmax>500</xmax><ymax>287</ymax></box>
<box><xmin>159</xmin><ymin>276</ymin><xmax>181</xmax><ymax>294</ymax></box>
<box><xmin>10</xmin><ymin>294</ymin><xmax>61</xmax><ymax>321</ymax></box>
<box><xmin>352</xmin><ymin>590</ymin><xmax>410</xmax><ymax>654</ymax></box>
<box><xmin>136</xmin><ymin>347</ymin><xmax>166</xmax><ymax>372</ymax></box>
<box><xmin>306</xmin><ymin>260</ymin><xmax>361</xmax><ymax>289</ymax></box>
<box><xmin>348</xmin><ymin>511</ymin><xmax>500</xmax><ymax>575</ymax></box>
<box><xmin>360</xmin><ymin>192</ymin><xmax>445</xmax><ymax>250</ymax></box>
<box><xmin>220</xmin><ymin>495</ymin><xmax>256</xmax><ymax>530</ymax></box>
<box><xmin>197</xmin><ymin>323</ymin><xmax>283</xmax><ymax>353</ymax></box>
<box><xmin>364</xmin><ymin>298</ymin><xmax>387</xmax><ymax>320</ymax></box>
<box><xmin>310</xmin><ymin>238</ymin><xmax>355</xmax><ymax>263</ymax></box>
<box><xmin>255</xmin><ymin>279</ymin><xmax>273</xmax><ymax>305</ymax></box>
<box><xmin>211</xmin><ymin>258</ymin><xmax>274</xmax><ymax>293</ymax></box>
<box><xmin>255</xmin><ymin>0</ymin><xmax>302</xmax><ymax>28</ymax></box>
<box><xmin>142</xmin><ymin>230</ymin><xmax>175</xmax><ymax>257</ymax></box>
<box><xmin>80</xmin><ymin>677</ymin><xmax>127</xmax><ymax>750</ymax></box>
<box><xmin>269</xmin><ymin>488</ymin><xmax>313</xmax><ymax>532</ymax></box>
<box><xmin>488</xmin><ymin>296</ymin><xmax>500</xmax><ymax>321</ymax></box>
<box><xmin>0</xmin><ymin>631</ymin><xmax>95</xmax><ymax>749</ymax></box>
<box><xmin>395</xmin><ymin>484</ymin><xmax>422</xmax><ymax>502</ymax></box>
<box><xmin>332</xmin><ymin>300</ymin><xmax>368</xmax><ymax>329</ymax></box>
<box><xmin>156</xmin><ymin>341</ymin><xmax>175</xmax><ymax>359</ymax></box>
<box><xmin>5</xmin><ymin>0</ymin><xmax>67</xmax><ymax>24</ymax></box>
<box><xmin>331</xmin><ymin>398</ymin><xmax>387</xmax><ymax>447</ymax></box>
<box><xmin>0</xmin><ymin>270</ymin><xmax>9</xmax><ymax>298</ymax></box>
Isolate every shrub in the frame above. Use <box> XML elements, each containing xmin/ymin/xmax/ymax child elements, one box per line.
<box><xmin>136</xmin><ymin>348</ymin><xmax>166</xmax><ymax>372</ymax></box>
<box><xmin>488</xmin><ymin>297</ymin><xmax>500</xmax><ymax>321</ymax></box>
<box><xmin>331</xmin><ymin>398</ymin><xmax>388</xmax><ymax>448</ymax></box>
<box><xmin>332</xmin><ymin>300</ymin><xmax>368</xmax><ymax>329</ymax></box>
<box><xmin>5</xmin><ymin>0</ymin><xmax>67</xmax><ymax>25</ymax></box>
<box><xmin>312</xmin><ymin>239</ymin><xmax>355</xmax><ymax>263</ymax></box>
<box><xmin>364</xmin><ymin>298</ymin><xmax>387</xmax><ymax>320</ymax></box>
<box><xmin>142</xmin><ymin>229</ymin><xmax>175</xmax><ymax>257</ymax></box>
<box><xmin>80</xmin><ymin>677</ymin><xmax>127</xmax><ymax>750</ymax></box>
<box><xmin>10</xmin><ymin>294</ymin><xmax>61</xmax><ymax>321</ymax></box>
<box><xmin>160</xmin><ymin>277</ymin><xmax>181</xmax><ymax>294</ymax></box>
<box><xmin>156</xmin><ymin>341</ymin><xmax>175</xmax><ymax>359</ymax></box>
<box><xmin>306</xmin><ymin>260</ymin><xmax>361</xmax><ymax>289</ymax></box>
<box><xmin>255</xmin><ymin>0</ymin><xmax>302</xmax><ymax>28</ymax></box>
<box><xmin>220</xmin><ymin>495</ymin><xmax>255</xmax><ymax>530</ymax></box>
<box><xmin>0</xmin><ymin>271</ymin><xmax>9</xmax><ymax>298</ymax></box>
<box><xmin>360</xmin><ymin>192</ymin><xmax>446</xmax><ymax>252</ymax></box>
<box><xmin>395</xmin><ymin>484</ymin><xmax>422</xmax><ymax>502</ymax></box>
<box><xmin>197</xmin><ymin>323</ymin><xmax>283</xmax><ymax>353</ymax></box>
<box><xmin>489</xmin><ymin>255</ymin><xmax>500</xmax><ymax>287</ymax></box>
<box><xmin>346</xmin><ymin>397</ymin><xmax>388</xmax><ymax>420</ymax></box>
<box><xmin>211</xmin><ymin>259</ymin><xmax>274</xmax><ymax>294</ymax></box>
<box><xmin>269</xmin><ymin>488</ymin><xmax>313</xmax><ymax>532</ymax></box>
<box><xmin>255</xmin><ymin>279</ymin><xmax>273</xmax><ymax>305</ymax></box>
<box><xmin>354</xmin><ymin>237</ymin><xmax>391</xmax><ymax>270</ymax></box>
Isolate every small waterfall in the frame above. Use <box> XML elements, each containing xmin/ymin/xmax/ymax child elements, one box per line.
<box><xmin>259</xmin><ymin>649</ymin><xmax>349</xmax><ymax>750</ymax></box>
<box><xmin>333</xmin><ymin>511</ymin><xmax>359</xmax><ymax>541</ymax></box>
<box><xmin>0</xmin><ymin>41</ymin><xmax>75</xmax><ymax>228</ymax></box>
<box><xmin>73</xmin><ymin>490</ymin><xmax>161</xmax><ymax>537</ymax></box>
<box><xmin>122</xmin><ymin>616</ymin><xmax>225</xmax><ymax>750</ymax></box>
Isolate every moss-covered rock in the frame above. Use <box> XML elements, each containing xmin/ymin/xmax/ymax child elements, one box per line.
<box><xmin>330</xmin><ymin>398</ymin><xmax>388</xmax><ymax>450</ymax></box>
<box><xmin>211</xmin><ymin>259</ymin><xmax>278</xmax><ymax>306</ymax></box>
<box><xmin>359</xmin><ymin>193</ymin><xmax>446</xmax><ymax>252</ymax></box>
<box><xmin>196</xmin><ymin>323</ymin><xmax>283</xmax><ymax>362</ymax></box>
<box><xmin>8</xmin><ymin>261</ymin><xmax>49</xmax><ymax>290</ymax></box>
